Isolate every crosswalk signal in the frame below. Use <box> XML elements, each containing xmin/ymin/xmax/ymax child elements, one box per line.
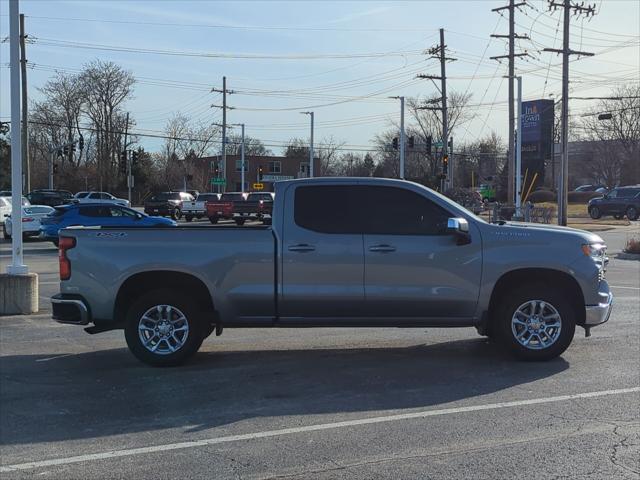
<box><xmin>214</xmin><ymin>163</ymin><xmax>219</xmax><ymax>176</ymax></box>
<box><xmin>408</xmin><ymin>136</ymin><xmax>414</xmax><ymax>149</ymax></box>
<box><xmin>392</xmin><ymin>137</ymin><xmax>398</xmax><ymax>150</ymax></box>
<box><xmin>53</xmin><ymin>164</ymin><xmax>59</xmax><ymax>174</ymax></box>
<box><xmin>258</xmin><ymin>165</ymin><xmax>264</xmax><ymax>181</ymax></box>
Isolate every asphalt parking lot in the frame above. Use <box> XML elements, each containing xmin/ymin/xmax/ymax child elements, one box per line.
<box><xmin>0</xmin><ymin>223</ymin><xmax>638</xmax><ymax>479</ymax></box>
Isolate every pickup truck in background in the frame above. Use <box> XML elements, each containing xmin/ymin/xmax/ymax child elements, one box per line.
<box><xmin>144</xmin><ymin>191</ymin><xmax>194</xmax><ymax>220</ymax></box>
<box><xmin>206</xmin><ymin>192</ymin><xmax>247</xmax><ymax>225</ymax></box>
<box><xmin>181</xmin><ymin>193</ymin><xmax>220</xmax><ymax>222</ymax></box>
<box><xmin>52</xmin><ymin>178</ymin><xmax>612</xmax><ymax>366</ymax></box>
<box><xmin>234</xmin><ymin>192</ymin><xmax>275</xmax><ymax>225</ymax></box>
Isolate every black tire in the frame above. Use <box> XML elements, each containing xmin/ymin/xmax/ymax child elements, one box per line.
<box><xmin>589</xmin><ymin>206</ymin><xmax>602</xmax><ymax>219</ymax></box>
<box><xmin>171</xmin><ymin>208</ymin><xmax>182</xmax><ymax>221</ymax></box>
<box><xmin>235</xmin><ymin>217</ymin><xmax>246</xmax><ymax>226</ymax></box>
<box><xmin>124</xmin><ymin>289</ymin><xmax>206</xmax><ymax>367</ymax></box>
<box><xmin>209</xmin><ymin>216</ymin><xmax>219</xmax><ymax>224</ymax></box>
<box><xmin>52</xmin><ymin>239</ymin><xmax>59</xmax><ymax>247</ymax></box>
<box><xmin>185</xmin><ymin>215</ymin><xmax>193</xmax><ymax>222</ymax></box>
<box><xmin>2</xmin><ymin>224</ymin><xmax>9</xmax><ymax>240</ymax></box>
<box><xmin>494</xmin><ymin>283</ymin><xmax>576</xmax><ymax>361</ymax></box>
<box><xmin>262</xmin><ymin>218</ymin><xmax>272</xmax><ymax>225</ymax></box>
<box><xmin>626</xmin><ymin>206</ymin><xmax>639</xmax><ymax>221</ymax></box>
<box><xmin>613</xmin><ymin>214</ymin><xmax>624</xmax><ymax>220</ymax></box>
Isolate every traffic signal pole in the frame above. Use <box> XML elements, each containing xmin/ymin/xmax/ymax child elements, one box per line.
<box><xmin>240</xmin><ymin>123</ymin><xmax>245</xmax><ymax>193</ymax></box>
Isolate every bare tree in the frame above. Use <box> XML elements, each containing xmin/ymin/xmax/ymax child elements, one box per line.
<box><xmin>80</xmin><ymin>60</ymin><xmax>135</xmax><ymax>190</ymax></box>
<box><xmin>226</xmin><ymin>134</ymin><xmax>272</xmax><ymax>156</ymax></box>
<box><xmin>283</xmin><ymin>136</ymin><xmax>345</xmax><ymax>176</ymax></box>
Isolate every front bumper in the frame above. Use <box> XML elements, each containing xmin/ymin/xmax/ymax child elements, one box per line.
<box><xmin>51</xmin><ymin>294</ymin><xmax>90</xmax><ymax>325</ymax></box>
<box><xmin>584</xmin><ymin>289</ymin><xmax>613</xmax><ymax>326</ymax></box>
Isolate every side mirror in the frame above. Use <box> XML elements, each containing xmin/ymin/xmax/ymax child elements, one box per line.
<box><xmin>135</xmin><ymin>213</ymin><xmax>143</xmax><ymax>220</ymax></box>
<box><xmin>3</xmin><ymin>214</ymin><xmax>9</xmax><ymax>218</ymax></box>
<box><xmin>447</xmin><ymin>217</ymin><xmax>471</xmax><ymax>245</ymax></box>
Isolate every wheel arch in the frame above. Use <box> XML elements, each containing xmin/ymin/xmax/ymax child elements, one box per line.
<box><xmin>114</xmin><ymin>270</ymin><xmax>216</xmax><ymax>325</ymax></box>
<box><xmin>488</xmin><ymin>268</ymin><xmax>586</xmax><ymax>326</ymax></box>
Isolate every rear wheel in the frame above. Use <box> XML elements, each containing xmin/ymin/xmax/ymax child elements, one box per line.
<box><xmin>589</xmin><ymin>206</ymin><xmax>602</xmax><ymax>219</ymax></box>
<box><xmin>627</xmin><ymin>206</ymin><xmax>639</xmax><ymax>221</ymax></box>
<box><xmin>124</xmin><ymin>289</ymin><xmax>206</xmax><ymax>367</ymax></box>
<box><xmin>171</xmin><ymin>208</ymin><xmax>182</xmax><ymax>221</ymax></box>
<box><xmin>494</xmin><ymin>284</ymin><xmax>576</xmax><ymax>361</ymax></box>
<box><xmin>235</xmin><ymin>217</ymin><xmax>246</xmax><ymax>226</ymax></box>
<box><xmin>185</xmin><ymin>215</ymin><xmax>193</xmax><ymax>222</ymax></box>
<box><xmin>209</xmin><ymin>215</ymin><xmax>219</xmax><ymax>224</ymax></box>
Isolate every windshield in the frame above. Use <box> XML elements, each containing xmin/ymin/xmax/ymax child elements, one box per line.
<box><xmin>196</xmin><ymin>194</ymin><xmax>219</xmax><ymax>202</ymax></box>
<box><xmin>248</xmin><ymin>193</ymin><xmax>273</xmax><ymax>201</ymax></box>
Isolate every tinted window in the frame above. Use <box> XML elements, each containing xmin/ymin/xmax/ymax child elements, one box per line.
<box><xmin>294</xmin><ymin>185</ymin><xmax>451</xmax><ymax>235</ymax></box>
<box><xmin>359</xmin><ymin>186</ymin><xmax>450</xmax><ymax>235</ymax></box>
<box><xmin>294</xmin><ymin>186</ymin><xmax>360</xmax><ymax>234</ymax></box>
<box><xmin>109</xmin><ymin>207</ymin><xmax>136</xmax><ymax>217</ymax></box>
<box><xmin>197</xmin><ymin>194</ymin><xmax>219</xmax><ymax>202</ymax></box>
<box><xmin>620</xmin><ymin>188</ymin><xmax>640</xmax><ymax>198</ymax></box>
<box><xmin>221</xmin><ymin>193</ymin><xmax>245</xmax><ymax>202</ymax></box>
<box><xmin>248</xmin><ymin>193</ymin><xmax>273</xmax><ymax>202</ymax></box>
<box><xmin>88</xmin><ymin>193</ymin><xmax>101</xmax><ymax>199</ymax></box>
<box><xmin>78</xmin><ymin>206</ymin><xmax>111</xmax><ymax>217</ymax></box>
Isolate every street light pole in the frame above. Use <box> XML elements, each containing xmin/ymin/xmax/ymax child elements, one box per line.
<box><xmin>7</xmin><ymin>0</ymin><xmax>27</xmax><ymax>274</ymax></box>
<box><xmin>301</xmin><ymin>112</ymin><xmax>314</xmax><ymax>177</ymax></box>
<box><xmin>390</xmin><ymin>96</ymin><xmax>405</xmax><ymax>179</ymax></box>
<box><xmin>240</xmin><ymin>123</ymin><xmax>245</xmax><ymax>193</ymax></box>
<box><xmin>515</xmin><ymin>76</ymin><xmax>523</xmax><ymax>215</ymax></box>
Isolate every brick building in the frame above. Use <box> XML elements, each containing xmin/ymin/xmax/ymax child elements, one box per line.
<box><xmin>193</xmin><ymin>155</ymin><xmax>313</xmax><ymax>192</ymax></box>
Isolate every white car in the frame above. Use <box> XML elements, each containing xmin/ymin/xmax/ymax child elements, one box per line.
<box><xmin>74</xmin><ymin>191</ymin><xmax>130</xmax><ymax>207</ymax></box>
<box><xmin>181</xmin><ymin>193</ymin><xmax>221</xmax><ymax>221</ymax></box>
<box><xmin>3</xmin><ymin>205</ymin><xmax>55</xmax><ymax>239</ymax></box>
<box><xmin>0</xmin><ymin>196</ymin><xmax>31</xmax><ymax>224</ymax></box>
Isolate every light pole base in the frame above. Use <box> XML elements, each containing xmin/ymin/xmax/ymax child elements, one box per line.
<box><xmin>0</xmin><ymin>273</ymin><xmax>39</xmax><ymax>315</ymax></box>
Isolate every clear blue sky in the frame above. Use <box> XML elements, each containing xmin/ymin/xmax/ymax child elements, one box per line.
<box><xmin>1</xmin><ymin>0</ymin><xmax>638</xmax><ymax>154</ymax></box>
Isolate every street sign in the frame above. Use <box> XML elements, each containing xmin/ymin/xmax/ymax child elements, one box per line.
<box><xmin>211</xmin><ymin>177</ymin><xmax>226</xmax><ymax>185</ymax></box>
<box><xmin>261</xmin><ymin>174</ymin><xmax>295</xmax><ymax>182</ymax></box>
<box><xmin>252</xmin><ymin>183</ymin><xmax>264</xmax><ymax>190</ymax></box>
<box><xmin>433</xmin><ymin>141</ymin><xmax>444</xmax><ymax>148</ymax></box>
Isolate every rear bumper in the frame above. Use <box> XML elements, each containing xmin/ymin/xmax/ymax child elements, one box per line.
<box><xmin>51</xmin><ymin>294</ymin><xmax>90</xmax><ymax>325</ymax></box>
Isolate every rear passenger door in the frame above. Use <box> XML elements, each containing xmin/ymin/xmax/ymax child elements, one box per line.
<box><xmin>279</xmin><ymin>184</ymin><xmax>365</xmax><ymax>320</ymax></box>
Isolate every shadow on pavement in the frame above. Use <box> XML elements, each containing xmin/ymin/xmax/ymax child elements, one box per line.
<box><xmin>0</xmin><ymin>338</ymin><xmax>569</xmax><ymax>446</ymax></box>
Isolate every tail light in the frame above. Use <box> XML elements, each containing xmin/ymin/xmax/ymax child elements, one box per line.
<box><xmin>59</xmin><ymin>236</ymin><xmax>76</xmax><ymax>281</ymax></box>
<box><xmin>22</xmin><ymin>217</ymin><xmax>34</xmax><ymax>222</ymax></box>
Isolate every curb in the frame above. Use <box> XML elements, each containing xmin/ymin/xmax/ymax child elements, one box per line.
<box><xmin>616</xmin><ymin>252</ymin><xmax>640</xmax><ymax>261</ymax></box>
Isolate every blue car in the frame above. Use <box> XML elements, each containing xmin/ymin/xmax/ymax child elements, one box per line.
<box><xmin>40</xmin><ymin>203</ymin><xmax>176</xmax><ymax>245</ymax></box>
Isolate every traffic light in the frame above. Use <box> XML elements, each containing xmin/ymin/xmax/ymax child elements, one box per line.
<box><xmin>78</xmin><ymin>134</ymin><xmax>84</xmax><ymax>151</ymax></box>
<box><xmin>392</xmin><ymin>138</ymin><xmax>398</xmax><ymax>150</ymax></box>
<box><xmin>448</xmin><ymin>136</ymin><xmax>453</xmax><ymax>152</ymax></box>
<box><xmin>408</xmin><ymin>136</ymin><xmax>414</xmax><ymax>149</ymax></box>
<box><xmin>131</xmin><ymin>150</ymin><xmax>139</xmax><ymax>165</ymax></box>
<box><xmin>258</xmin><ymin>165</ymin><xmax>264</xmax><ymax>181</ymax></box>
<box><xmin>53</xmin><ymin>164</ymin><xmax>59</xmax><ymax>174</ymax></box>
<box><xmin>214</xmin><ymin>163</ymin><xmax>219</xmax><ymax>176</ymax></box>
<box><xmin>443</xmin><ymin>155</ymin><xmax>449</xmax><ymax>175</ymax></box>
<box><xmin>426</xmin><ymin>135</ymin><xmax>432</xmax><ymax>155</ymax></box>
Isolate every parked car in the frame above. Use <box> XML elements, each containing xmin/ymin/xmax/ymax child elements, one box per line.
<box><xmin>51</xmin><ymin>178</ymin><xmax>612</xmax><ymax>367</ymax></box>
<box><xmin>206</xmin><ymin>192</ymin><xmax>247</xmax><ymax>225</ymax></box>
<box><xmin>3</xmin><ymin>205</ymin><xmax>55</xmax><ymax>239</ymax></box>
<box><xmin>40</xmin><ymin>203</ymin><xmax>176</xmax><ymax>245</ymax></box>
<box><xmin>144</xmin><ymin>192</ymin><xmax>194</xmax><ymax>220</ymax></box>
<box><xmin>181</xmin><ymin>193</ymin><xmax>221</xmax><ymax>222</ymax></box>
<box><xmin>74</xmin><ymin>191</ymin><xmax>130</xmax><ymax>207</ymax></box>
<box><xmin>476</xmin><ymin>184</ymin><xmax>496</xmax><ymax>203</ymax></box>
<box><xmin>26</xmin><ymin>189</ymin><xmax>74</xmax><ymax>207</ymax></box>
<box><xmin>0</xmin><ymin>196</ymin><xmax>31</xmax><ymax>224</ymax></box>
<box><xmin>575</xmin><ymin>184</ymin><xmax>608</xmax><ymax>193</ymax></box>
<box><xmin>588</xmin><ymin>185</ymin><xmax>640</xmax><ymax>220</ymax></box>
<box><xmin>234</xmin><ymin>192</ymin><xmax>275</xmax><ymax>224</ymax></box>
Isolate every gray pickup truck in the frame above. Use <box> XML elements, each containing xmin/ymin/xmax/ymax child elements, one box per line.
<box><xmin>52</xmin><ymin>178</ymin><xmax>612</xmax><ymax>366</ymax></box>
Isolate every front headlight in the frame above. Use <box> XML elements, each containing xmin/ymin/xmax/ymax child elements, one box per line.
<box><xmin>582</xmin><ymin>243</ymin><xmax>608</xmax><ymax>279</ymax></box>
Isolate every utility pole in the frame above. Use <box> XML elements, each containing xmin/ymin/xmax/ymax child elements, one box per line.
<box><xmin>515</xmin><ymin>76</ymin><xmax>523</xmax><ymax>216</ymax></box>
<box><xmin>211</xmin><ymin>77</ymin><xmax>235</xmax><ymax>191</ymax></box>
<box><xmin>417</xmin><ymin>28</ymin><xmax>456</xmax><ymax>190</ymax></box>
<box><xmin>123</xmin><ymin>112</ymin><xmax>132</xmax><ymax>205</ymax></box>
<box><xmin>490</xmin><ymin>0</ymin><xmax>529</xmax><ymax>206</ymax></box>
<box><xmin>544</xmin><ymin>0</ymin><xmax>596</xmax><ymax>226</ymax></box>
<box><xmin>301</xmin><ymin>112</ymin><xmax>314</xmax><ymax>177</ymax></box>
<box><xmin>240</xmin><ymin>123</ymin><xmax>245</xmax><ymax>193</ymax></box>
<box><xmin>19</xmin><ymin>13</ymin><xmax>29</xmax><ymax>193</ymax></box>
<box><xmin>390</xmin><ymin>96</ymin><xmax>406</xmax><ymax>179</ymax></box>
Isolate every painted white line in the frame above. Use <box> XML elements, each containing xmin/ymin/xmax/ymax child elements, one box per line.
<box><xmin>35</xmin><ymin>354</ymin><xmax>75</xmax><ymax>363</ymax></box>
<box><xmin>39</xmin><ymin>281</ymin><xmax>60</xmax><ymax>286</ymax></box>
<box><xmin>610</xmin><ymin>285</ymin><xmax>640</xmax><ymax>290</ymax></box>
<box><xmin>1</xmin><ymin>386</ymin><xmax>638</xmax><ymax>473</ymax></box>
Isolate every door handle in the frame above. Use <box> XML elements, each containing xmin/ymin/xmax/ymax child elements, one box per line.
<box><xmin>288</xmin><ymin>244</ymin><xmax>316</xmax><ymax>252</ymax></box>
<box><xmin>368</xmin><ymin>244</ymin><xmax>396</xmax><ymax>253</ymax></box>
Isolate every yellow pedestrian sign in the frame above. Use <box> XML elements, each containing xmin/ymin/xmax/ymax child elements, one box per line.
<box><xmin>253</xmin><ymin>183</ymin><xmax>264</xmax><ymax>190</ymax></box>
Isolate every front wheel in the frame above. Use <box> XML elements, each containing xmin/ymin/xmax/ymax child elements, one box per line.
<box><xmin>494</xmin><ymin>284</ymin><xmax>576</xmax><ymax>361</ymax></box>
<box><xmin>589</xmin><ymin>206</ymin><xmax>602</xmax><ymax>219</ymax></box>
<box><xmin>235</xmin><ymin>217</ymin><xmax>246</xmax><ymax>226</ymax></box>
<box><xmin>184</xmin><ymin>215</ymin><xmax>193</xmax><ymax>222</ymax></box>
<box><xmin>124</xmin><ymin>289</ymin><xmax>206</xmax><ymax>367</ymax></box>
<box><xmin>627</xmin><ymin>206</ymin><xmax>639</xmax><ymax>221</ymax></box>
<box><xmin>209</xmin><ymin>216</ymin><xmax>219</xmax><ymax>224</ymax></box>
<box><xmin>171</xmin><ymin>208</ymin><xmax>182</xmax><ymax>221</ymax></box>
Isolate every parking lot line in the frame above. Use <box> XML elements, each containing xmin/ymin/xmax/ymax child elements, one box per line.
<box><xmin>1</xmin><ymin>386</ymin><xmax>638</xmax><ymax>473</ymax></box>
<box><xmin>610</xmin><ymin>285</ymin><xmax>640</xmax><ymax>290</ymax></box>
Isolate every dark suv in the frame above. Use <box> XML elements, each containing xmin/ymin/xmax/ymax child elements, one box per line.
<box><xmin>144</xmin><ymin>191</ymin><xmax>194</xmax><ymax>220</ymax></box>
<box><xmin>26</xmin><ymin>189</ymin><xmax>75</xmax><ymax>207</ymax></box>
<box><xmin>588</xmin><ymin>185</ymin><xmax>640</xmax><ymax>221</ymax></box>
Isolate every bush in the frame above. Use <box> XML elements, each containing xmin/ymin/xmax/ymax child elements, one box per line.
<box><xmin>527</xmin><ymin>190</ymin><xmax>603</xmax><ymax>204</ymax></box>
<box><xmin>568</xmin><ymin>191</ymin><xmax>602</xmax><ymax>204</ymax></box>
<box><xmin>624</xmin><ymin>237</ymin><xmax>640</xmax><ymax>254</ymax></box>
<box><xmin>528</xmin><ymin>190</ymin><xmax>556</xmax><ymax>203</ymax></box>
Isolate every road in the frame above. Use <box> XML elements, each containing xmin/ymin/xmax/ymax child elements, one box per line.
<box><xmin>0</xmin><ymin>224</ymin><xmax>639</xmax><ymax>479</ymax></box>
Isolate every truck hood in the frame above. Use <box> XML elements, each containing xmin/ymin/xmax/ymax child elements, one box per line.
<box><xmin>487</xmin><ymin>221</ymin><xmax>604</xmax><ymax>245</ymax></box>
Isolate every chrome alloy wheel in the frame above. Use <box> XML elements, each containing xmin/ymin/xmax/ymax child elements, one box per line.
<box><xmin>138</xmin><ymin>305</ymin><xmax>189</xmax><ymax>355</ymax></box>
<box><xmin>511</xmin><ymin>300</ymin><xmax>562</xmax><ymax>350</ymax></box>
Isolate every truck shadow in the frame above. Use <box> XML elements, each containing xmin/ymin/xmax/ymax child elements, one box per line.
<box><xmin>0</xmin><ymin>338</ymin><xmax>569</xmax><ymax>446</ymax></box>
